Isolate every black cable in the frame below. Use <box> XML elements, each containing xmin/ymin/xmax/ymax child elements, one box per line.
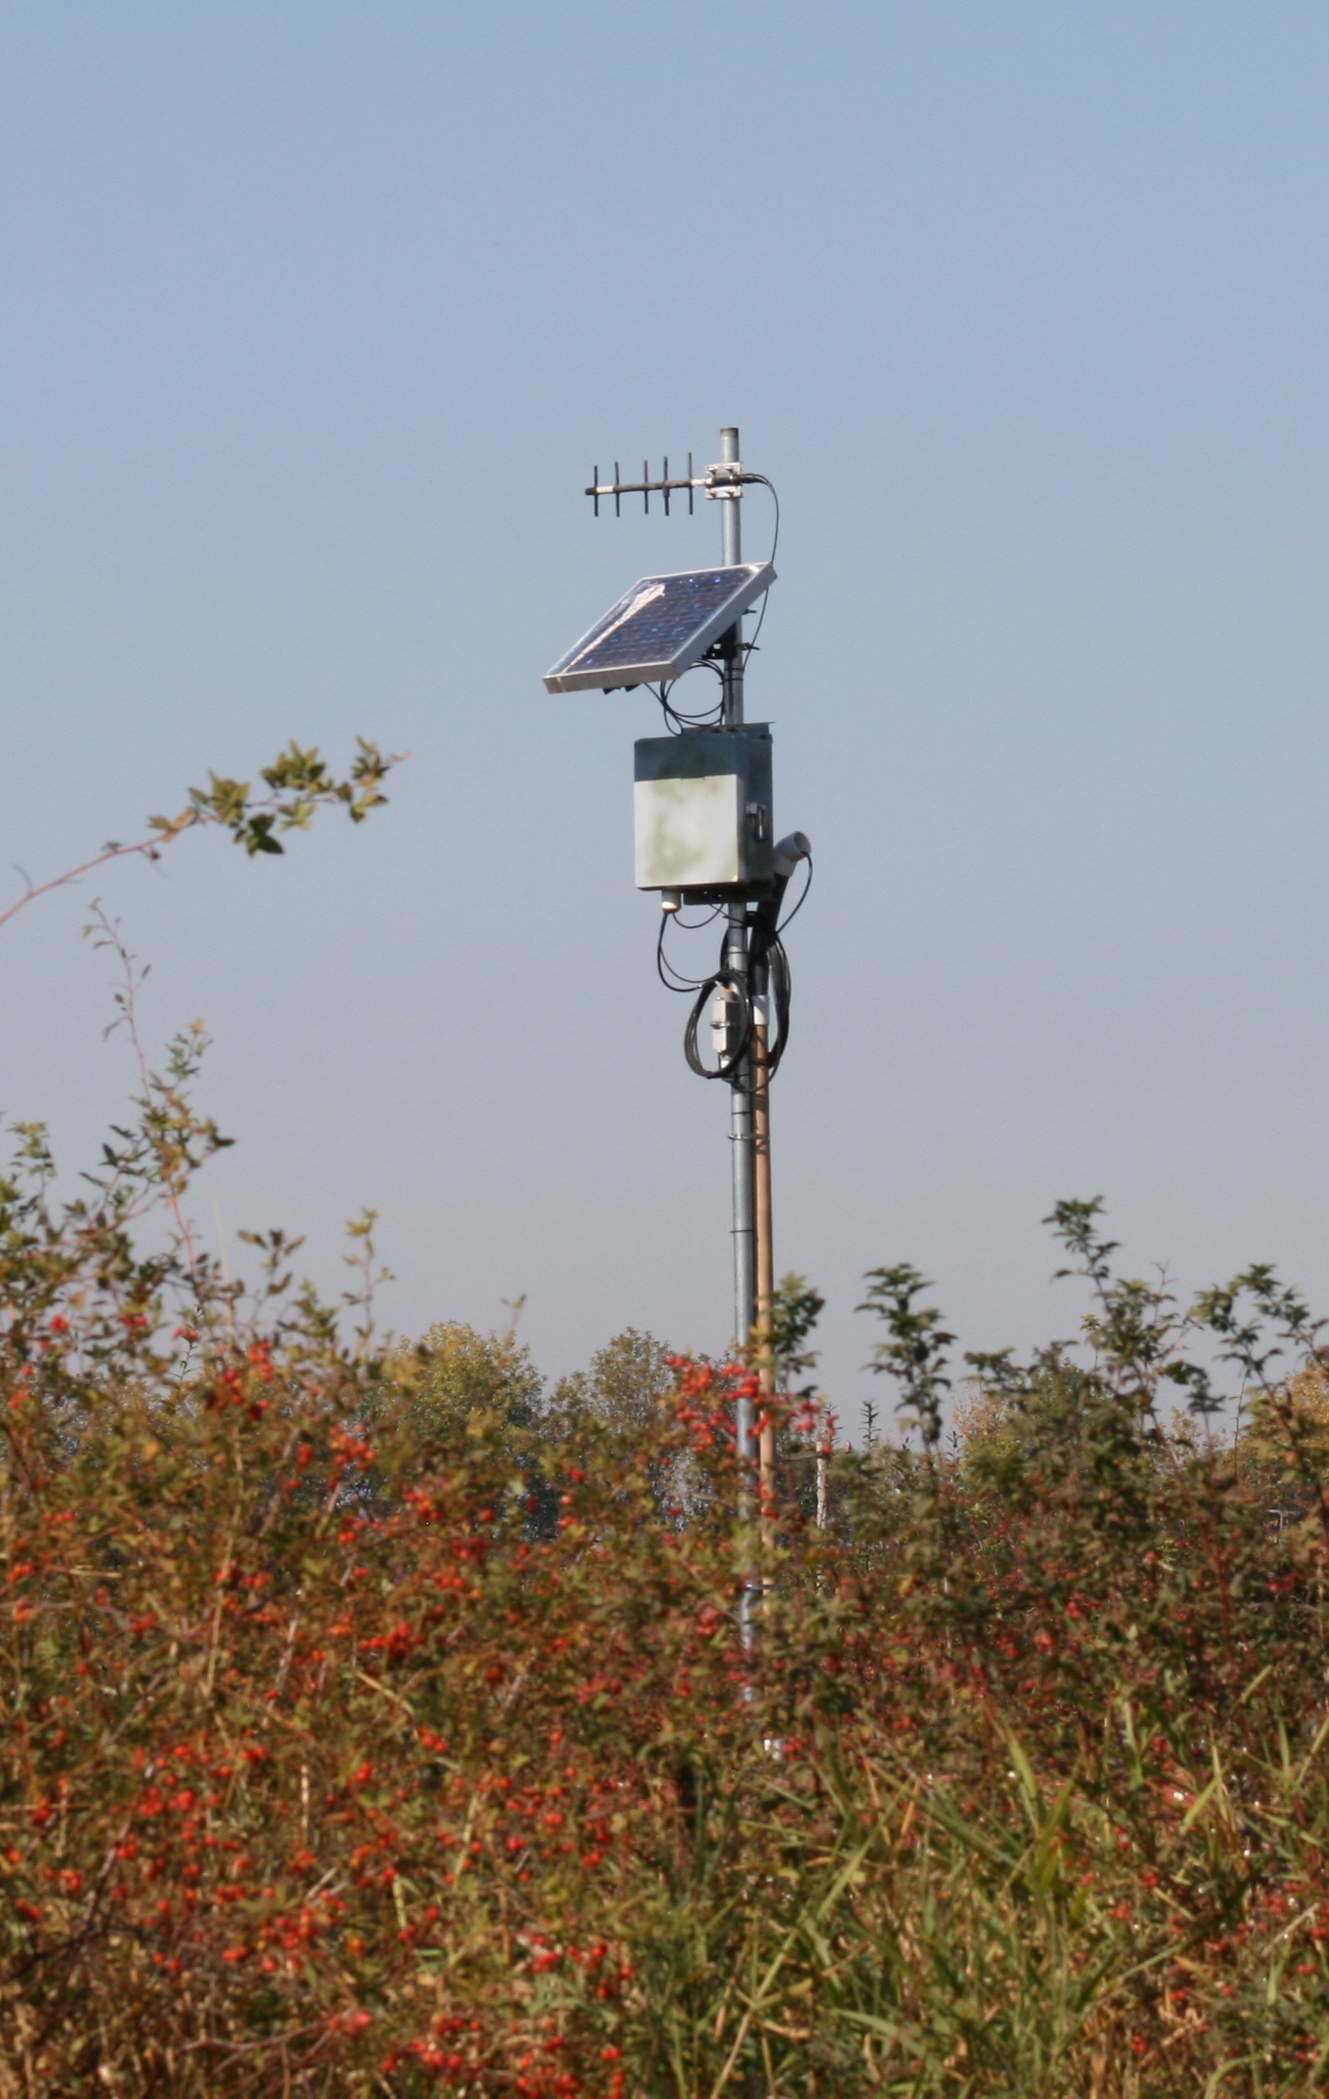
<box><xmin>650</xmin><ymin>477</ymin><xmax>779</xmax><ymax>728</ymax></box>
<box><xmin>776</xmin><ymin>852</ymin><xmax>813</xmax><ymax>936</ymax></box>
<box><xmin>655</xmin><ymin>660</ymin><xmax>725</xmax><ymax>735</ymax></box>
<box><xmin>672</xmin><ymin>921</ymin><xmax>795</xmax><ymax>1085</ymax></box>
<box><xmin>657</xmin><ymin>912</ymin><xmax>721</xmax><ymax>994</ymax></box>
<box><xmin>739</xmin><ymin>476</ymin><xmax>780</xmax><ymax>663</ymax></box>
<box><xmin>662</xmin><ymin>702</ymin><xmax>724</xmax><ymax>734</ymax></box>
<box><xmin>662</xmin><ymin>855</ymin><xmax>804</xmax><ymax>1080</ymax></box>
<box><xmin>749</xmin><ymin>926</ymin><xmax>792</xmax><ymax>1080</ymax></box>
<box><xmin>771</xmin><ymin>940</ymin><xmax>792</xmax><ymax>1076</ymax></box>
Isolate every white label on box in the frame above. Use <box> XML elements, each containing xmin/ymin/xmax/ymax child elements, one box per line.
<box><xmin>634</xmin><ymin>772</ymin><xmax>741</xmax><ymax>889</ymax></box>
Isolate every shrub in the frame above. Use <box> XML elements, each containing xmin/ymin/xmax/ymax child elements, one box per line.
<box><xmin>7</xmin><ymin>778</ymin><xmax>1329</xmax><ymax>2092</ymax></box>
<box><xmin>6</xmin><ymin>1057</ymin><xmax>1329</xmax><ymax>2098</ymax></box>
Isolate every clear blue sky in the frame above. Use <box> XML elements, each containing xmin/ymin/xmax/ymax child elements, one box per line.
<box><xmin>3</xmin><ymin>2</ymin><xmax>1328</xmax><ymax>1430</ymax></box>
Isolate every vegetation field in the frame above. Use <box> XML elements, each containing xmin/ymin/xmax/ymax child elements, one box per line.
<box><xmin>6</xmin><ymin>766</ymin><xmax>1329</xmax><ymax>2095</ymax></box>
<box><xmin>5</xmin><ymin>1037</ymin><xmax>1329</xmax><ymax>2098</ymax></box>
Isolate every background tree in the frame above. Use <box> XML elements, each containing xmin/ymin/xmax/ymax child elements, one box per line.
<box><xmin>552</xmin><ymin>1329</ymin><xmax>685</xmax><ymax>1517</ymax></box>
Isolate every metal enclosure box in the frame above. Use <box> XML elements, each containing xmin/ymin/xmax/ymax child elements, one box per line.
<box><xmin>633</xmin><ymin>726</ymin><xmax>774</xmax><ymax>897</ymax></box>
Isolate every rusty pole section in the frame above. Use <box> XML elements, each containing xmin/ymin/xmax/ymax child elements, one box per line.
<box><xmin>751</xmin><ymin>959</ymin><xmax>776</xmax><ymax>1569</ymax></box>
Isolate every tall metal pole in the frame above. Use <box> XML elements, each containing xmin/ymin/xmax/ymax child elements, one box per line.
<box><xmin>718</xmin><ymin>426</ymin><xmax>758</xmax><ymax>1655</ymax></box>
<box><xmin>719</xmin><ymin>429</ymin><xmax>753</xmax><ymax>1364</ymax></box>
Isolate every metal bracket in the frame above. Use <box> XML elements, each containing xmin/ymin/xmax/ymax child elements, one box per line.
<box><xmin>703</xmin><ymin>459</ymin><xmax>745</xmax><ymax>500</ymax></box>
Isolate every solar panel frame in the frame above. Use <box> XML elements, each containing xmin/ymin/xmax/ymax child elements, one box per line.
<box><xmin>543</xmin><ymin>562</ymin><xmax>776</xmax><ymax>694</ymax></box>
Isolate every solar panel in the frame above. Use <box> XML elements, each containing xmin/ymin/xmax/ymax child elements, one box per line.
<box><xmin>544</xmin><ymin>562</ymin><xmax>775</xmax><ymax>693</ymax></box>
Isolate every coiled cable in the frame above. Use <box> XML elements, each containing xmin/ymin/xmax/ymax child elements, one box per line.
<box><xmin>679</xmin><ymin>923</ymin><xmax>793</xmax><ymax>1085</ymax></box>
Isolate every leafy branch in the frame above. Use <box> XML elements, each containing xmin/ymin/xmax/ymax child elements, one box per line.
<box><xmin>1</xmin><ymin>738</ymin><xmax>402</xmax><ymax>932</ymax></box>
<box><xmin>858</xmin><ymin>1263</ymin><xmax>954</xmax><ymax>1451</ymax></box>
<box><xmin>768</xmin><ymin>1273</ymin><xmax>824</xmax><ymax>1386</ymax></box>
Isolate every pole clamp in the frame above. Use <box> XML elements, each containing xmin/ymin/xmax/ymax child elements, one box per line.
<box><xmin>704</xmin><ymin>459</ymin><xmax>747</xmax><ymax>500</ymax></box>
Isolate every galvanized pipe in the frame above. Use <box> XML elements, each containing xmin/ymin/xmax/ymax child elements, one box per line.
<box><xmin>719</xmin><ymin>428</ymin><xmax>753</xmax><ymax>1361</ymax></box>
<box><xmin>718</xmin><ymin>427</ymin><xmax>757</xmax><ymax>1660</ymax></box>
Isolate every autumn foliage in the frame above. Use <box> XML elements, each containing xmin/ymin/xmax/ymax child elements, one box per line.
<box><xmin>6</xmin><ymin>960</ymin><xmax>1329</xmax><ymax>2090</ymax></box>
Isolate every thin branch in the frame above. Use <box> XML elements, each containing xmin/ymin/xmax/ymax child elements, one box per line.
<box><xmin>0</xmin><ymin>738</ymin><xmax>403</xmax><ymax>935</ymax></box>
<box><xmin>0</xmin><ymin>826</ymin><xmax>188</xmax><ymax>933</ymax></box>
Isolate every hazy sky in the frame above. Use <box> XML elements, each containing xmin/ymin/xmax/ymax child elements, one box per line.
<box><xmin>3</xmin><ymin>2</ymin><xmax>1329</xmax><ymax>1431</ymax></box>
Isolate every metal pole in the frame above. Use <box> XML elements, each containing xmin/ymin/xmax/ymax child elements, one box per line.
<box><xmin>718</xmin><ymin>426</ymin><xmax>758</xmax><ymax>1656</ymax></box>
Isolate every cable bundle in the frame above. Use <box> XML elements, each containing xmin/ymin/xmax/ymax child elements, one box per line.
<box><xmin>658</xmin><ymin>854</ymin><xmax>810</xmax><ymax>1086</ymax></box>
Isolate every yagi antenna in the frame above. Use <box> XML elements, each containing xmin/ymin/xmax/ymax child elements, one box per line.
<box><xmin>584</xmin><ymin>452</ymin><xmax>758</xmax><ymax>519</ymax></box>
<box><xmin>588</xmin><ymin>456</ymin><xmax>695</xmax><ymax>518</ymax></box>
